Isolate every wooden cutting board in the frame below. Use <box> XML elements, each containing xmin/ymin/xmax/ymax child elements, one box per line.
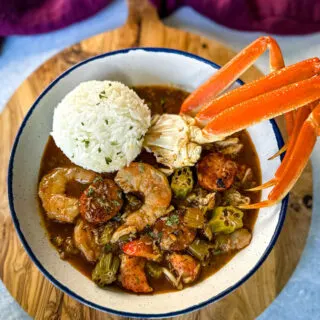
<box><xmin>0</xmin><ymin>1</ymin><xmax>313</xmax><ymax>319</ymax></box>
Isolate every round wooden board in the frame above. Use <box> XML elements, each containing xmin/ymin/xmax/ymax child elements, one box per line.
<box><xmin>0</xmin><ymin>1</ymin><xmax>313</xmax><ymax>319</ymax></box>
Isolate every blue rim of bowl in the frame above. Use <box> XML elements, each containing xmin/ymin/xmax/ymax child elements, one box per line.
<box><xmin>7</xmin><ymin>47</ymin><xmax>288</xmax><ymax>319</ymax></box>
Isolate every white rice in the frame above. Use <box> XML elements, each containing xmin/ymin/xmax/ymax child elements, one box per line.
<box><xmin>52</xmin><ymin>80</ymin><xmax>151</xmax><ymax>172</ymax></box>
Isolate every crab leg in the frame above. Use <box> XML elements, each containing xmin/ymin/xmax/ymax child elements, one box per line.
<box><xmin>195</xmin><ymin>58</ymin><xmax>320</xmax><ymax>127</ymax></box>
<box><xmin>285</xmin><ymin>111</ymin><xmax>296</xmax><ymax>139</ymax></box>
<box><xmin>180</xmin><ymin>36</ymin><xmax>284</xmax><ymax>117</ymax></box>
<box><xmin>239</xmin><ymin>103</ymin><xmax>320</xmax><ymax>209</ymax></box>
<box><xmin>249</xmin><ymin>103</ymin><xmax>314</xmax><ymax>191</ymax></box>
<box><xmin>268</xmin><ymin>99</ymin><xmax>317</xmax><ymax>160</ymax></box>
<box><xmin>203</xmin><ymin>75</ymin><xmax>320</xmax><ymax>137</ymax></box>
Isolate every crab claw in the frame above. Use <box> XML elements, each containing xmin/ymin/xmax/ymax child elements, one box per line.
<box><xmin>268</xmin><ymin>102</ymin><xmax>314</xmax><ymax>160</ymax></box>
<box><xmin>245</xmin><ymin>103</ymin><xmax>314</xmax><ymax>191</ymax></box>
<box><xmin>239</xmin><ymin>103</ymin><xmax>319</xmax><ymax>209</ymax></box>
<box><xmin>180</xmin><ymin>36</ymin><xmax>284</xmax><ymax>117</ymax></box>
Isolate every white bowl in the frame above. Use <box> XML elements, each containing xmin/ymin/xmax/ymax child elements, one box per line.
<box><xmin>8</xmin><ymin>48</ymin><xmax>288</xmax><ymax>318</ymax></box>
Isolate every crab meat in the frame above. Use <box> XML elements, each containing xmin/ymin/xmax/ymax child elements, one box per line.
<box><xmin>167</xmin><ymin>253</ymin><xmax>200</xmax><ymax>284</ymax></box>
<box><xmin>119</xmin><ymin>255</ymin><xmax>153</xmax><ymax>293</ymax></box>
<box><xmin>143</xmin><ymin>114</ymin><xmax>223</xmax><ymax>169</ymax></box>
<box><xmin>121</xmin><ymin>236</ymin><xmax>162</xmax><ymax>261</ymax></box>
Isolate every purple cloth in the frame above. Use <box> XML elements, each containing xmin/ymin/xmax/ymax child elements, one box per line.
<box><xmin>1</xmin><ymin>0</ymin><xmax>320</xmax><ymax>36</ymax></box>
<box><xmin>0</xmin><ymin>0</ymin><xmax>111</xmax><ymax>35</ymax></box>
<box><xmin>151</xmin><ymin>0</ymin><xmax>320</xmax><ymax>35</ymax></box>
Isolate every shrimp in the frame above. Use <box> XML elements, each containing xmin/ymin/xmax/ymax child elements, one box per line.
<box><xmin>119</xmin><ymin>254</ymin><xmax>153</xmax><ymax>293</ymax></box>
<box><xmin>111</xmin><ymin>162</ymin><xmax>171</xmax><ymax>242</ymax></box>
<box><xmin>74</xmin><ymin>218</ymin><xmax>102</xmax><ymax>262</ymax></box>
<box><xmin>39</xmin><ymin>167</ymin><xmax>96</xmax><ymax>223</ymax></box>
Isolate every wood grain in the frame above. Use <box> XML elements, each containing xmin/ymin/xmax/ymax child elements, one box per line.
<box><xmin>0</xmin><ymin>0</ymin><xmax>313</xmax><ymax>319</ymax></box>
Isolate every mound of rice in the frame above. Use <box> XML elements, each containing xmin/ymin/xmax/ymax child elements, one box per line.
<box><xmin>52</xmin><ymin>80</ymin><xmax>151</xmax><ymax>172</ymax></box>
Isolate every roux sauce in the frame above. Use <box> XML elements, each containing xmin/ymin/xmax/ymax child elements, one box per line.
<box><xmin>38</xmin><ymin>85</ymin><xmax>261</xmax><ymax>294</ymax></box>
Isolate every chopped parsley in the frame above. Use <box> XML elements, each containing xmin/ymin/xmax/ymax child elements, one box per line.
<box><xmin>87</xmin><ymin>187</ymin><xmax>95</xmax><ymax>197</ymax></box>
<box><xmin>98</xmin><ymin>147</ymin><xmax>102</xmax><ymax>153</ymax></box>
<box><xmin>104</xmin><ymin>243</ymin><xmax>114</xmax><ymax>253</ymax></box>
<box><xmin>146</xmin><ymin>225</ymin><xmax>163</xmax><ymax>239</ymax></box>
<box><xmin>129</xmin><ymin>126</ymin><xmax>133</xmax><ymax>130</ymax></box>
<box><xmin>113</xmin><ymin>213</ymin><xmax>122</xmax><ymax>222</ymax></box>
<box><xmin>99</xmin><ymin>90</ymin><xmax>107</xmax><ymax>99</ymax></box>
<box><xmin>83</xmin><ymin>139</ymin><xmax>90</xmax><ymax>148</ymax></box>
<box><xmin>98</xmin><ymin>198</ymin><xmax>108</xmax><ymax>208</ymax></box>
<box><xmin>105</xmin><ymin>157</ymin><xmax>112</xmax><ymax>165</ymax></box>
<box><xmin>93</xmin><ymin>176</ymin><xmax>103</xmax><ymax>183</ymax></box>
<box><xmin>147</xmin><ymin>231</ymin><xmax>155</xmax><ymax>239</ymax></box>
<box><xmin>105</xmin><ymin>119</ymin><xmax>109</xmax><ymax>125</ymax></box>
<box><xmin>81</xmin><ymin>122</ymin><xmax>84</xmax><ymax>126</ymax></box>
<box><xmin>147</xmin><ymin>230</ymin><xmax>158</xmax><ymax>239</ymax></box>
<box><xmin>165</xmin><ymin>214</ymin><xmax>179</xmax><ymax>226</ymax></box>
<box><xmin>112</xmin><ymin>200</ymin><xmax>121</xmax><ymax>206</ymax></box>
<box><xmin>138</xmin><ymin>163</ymin><xmax>145</xmax><ymax>173</ymax></box>
<box><xmin>111</xmin><ymin>141</ymin><xmax>117</xmax><ymax>146</ymax></box>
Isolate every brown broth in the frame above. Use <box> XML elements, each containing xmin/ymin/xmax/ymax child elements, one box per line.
<box><xmin>38</xmin><ymin>85</ymin><xmax>261</xmax><ymax>294</ymax></box>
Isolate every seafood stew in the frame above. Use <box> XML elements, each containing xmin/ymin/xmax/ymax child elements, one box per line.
<box><xmin>38</xmin><ymin>85</ymin><xmax>261</xmax><ymax>294</ymax></box>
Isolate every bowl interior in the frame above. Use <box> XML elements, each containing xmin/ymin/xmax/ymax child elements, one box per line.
<box><xmin>9</xmin><ymin>48</ymin><xmax>285</xmax><ymax>318</ymax></box>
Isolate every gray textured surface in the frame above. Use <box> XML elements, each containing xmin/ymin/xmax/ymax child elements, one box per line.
<box><xmin>0</xmin><ymin>0</ymin><xmax>319</xmax><ymax>318</ymax></box>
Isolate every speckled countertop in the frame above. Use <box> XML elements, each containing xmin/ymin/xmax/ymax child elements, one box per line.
<box><xmin>0</xmin><ymin>0</ymin><xmax>319</xmax><ymax>319</ymax></box>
